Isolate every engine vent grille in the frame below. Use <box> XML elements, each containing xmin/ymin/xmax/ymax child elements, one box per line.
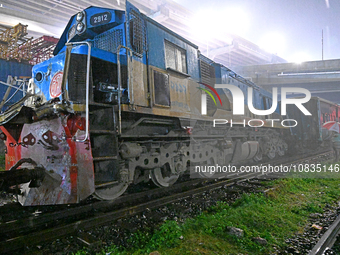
<box><xmin>68</xmin><ymin>54</ymin><xmax>87</xmax><ymax>102</ymax></box>
<box><xmin>200</xmin><ymin>60</ymin><xmax>215</xmax><ymax>87</ymax></box>
<box><xmin>199</xmin><ymin>59</ymin><xmax>217</xmax><ymax>116</ymax></box>
<box><xmin>128</xmin><ymin>10</ymin><xmax>146</xmax><ymax>56</ymax></box>
<box><xmin>93</xmin><ymin>28</ymin><xmax>123</xmax><ymax>54</ymax></box>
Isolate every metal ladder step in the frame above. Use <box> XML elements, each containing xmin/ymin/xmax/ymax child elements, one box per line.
<box><xmin>89</xmin><ymin>102</ymin><xmax>114</xmax><ymax>110</ymax></box>
<box><xmin>93</xmin><ymin>156</ymin><xmax>118</xmax><ymax>161</ymax></box>
<box><xmin>95</xmin><ymin>181</ymin><xmax>119</xmax><ymax>188</ymax></box>
<box><xmin>90</xmin><ymin>130</ymin><xmax>115</xmax><ymax>135</ymax></box>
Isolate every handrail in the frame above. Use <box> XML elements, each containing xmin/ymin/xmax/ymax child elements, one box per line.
<box><xmin>117</xmin><ymin>45</ymin><xmax>133</xmax><ymax>135</ymax></box>
<box><xmin>65</xmin><ymin>41</ymin><xmax>91</xmax><ymax>143</ymax></box>
<box><xmin>3</xmin><ymin>81</ymin><xmax>25</xmax><ymax>106</ymax></box>
<box><xmin>0</xmin><ymin>81</ymin><xmax>27</xmax><ymax>93</ymax></box>
<box><xmin>0</xmin><ymin>80</ymin><xmax>30</xmax><ymax>111</ymax></box>
<box><xmin>61</xmin><ymin>45</ymin><xmax>72</xmax><ymax>101</ymax></box>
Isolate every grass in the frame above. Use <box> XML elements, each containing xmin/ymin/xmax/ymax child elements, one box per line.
<box><xmin>74</xmin><ymin>177</ymin><xmax>340</xmax><ymax>255</ymax></box>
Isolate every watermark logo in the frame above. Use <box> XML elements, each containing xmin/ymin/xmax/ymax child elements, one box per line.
<box><xmin>197</xmin><ymin>83</ymin><xmax>223</xmax><ymax>114</ymax></box>
<box><xmin>200</xmin><ymin>84</ymin><xmax>311</xmax><ymax>116</ymax></box>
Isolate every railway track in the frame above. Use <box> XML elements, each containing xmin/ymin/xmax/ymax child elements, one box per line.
<box><xmin>0</xmin><ymin>150</ymin><xmax>334</xmax><ymax>254</ymax></box>
<box><xmin>309</xmin><ymin>212</ymin><xmax>340</xmax><ymax>255</ymax></box>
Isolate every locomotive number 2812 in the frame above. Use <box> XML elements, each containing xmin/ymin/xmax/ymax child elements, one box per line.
<box><xmin>90</xmin><ymin>12</ymin><xmax>111</xmax><ymax>26</ymax></box>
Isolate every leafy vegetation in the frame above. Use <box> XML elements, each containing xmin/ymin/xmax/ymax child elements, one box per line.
<box><xmin>74</xmin><ymin>177</ymin><xmax>340</xmax><ymax>255</ymax></box>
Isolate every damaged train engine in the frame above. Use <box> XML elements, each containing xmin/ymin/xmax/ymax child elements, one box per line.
<box><xmin>0</xmin><ymin>2</ymin><xmax>291</xmax><ymax>205</ymax></box>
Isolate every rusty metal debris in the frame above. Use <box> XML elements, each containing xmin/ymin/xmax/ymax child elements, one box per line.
<box><xmin>0</xmin><ymin>23</ymin><xmax>58</xmax><ymax>64</ymax></box>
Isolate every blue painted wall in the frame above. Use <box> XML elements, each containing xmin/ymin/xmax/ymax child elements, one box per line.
<box><xmin>146</xmin><ymin>19</ymin><xmax>200</xmax><ymax>81</ymax></box>
<box><xmin>0</xmin><ymin>59</ymin><xmax>32</xmax><ymax>110</ymax></box>
<box><xmin>0</xmin><ymin>59</ymin><xmax>32</xmax><ymax>82</ymax></box>
<box><xmin>212</xmin><ymin>63</ymin><xmax>276</xmax><ymax>112</ymax></box>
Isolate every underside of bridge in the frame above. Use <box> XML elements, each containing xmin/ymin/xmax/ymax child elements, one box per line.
<box><xmin>233</xmin><ymin>59</ymin><xmax>340</xmax><ymax>104</ymax></box>
<box><xmin>0</xmin><ymin>0</ymin><xmax>286</xmax><ymax>67</ymax></box>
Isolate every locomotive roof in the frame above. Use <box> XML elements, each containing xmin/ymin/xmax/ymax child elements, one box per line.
<box><xmin>143</xmin><ymin>14</ymin><xmax>198</xmax><ymax>49</ymax></box>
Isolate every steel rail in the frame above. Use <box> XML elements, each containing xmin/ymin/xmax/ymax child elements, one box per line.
<box><xmin>0</xmin><ymin>178</ymin><xmax>211</xmax><ymax>237</ymax></box>
<box><xmin>309</xmin><ymin>213</ymin><xmax>340</xmax><ymax>255</ymax></box>
<box><xmin>0</xmin><ymin>150</ymin><xmax>333</xmax><ymax>253</ymax></box>
<box><xmin>0</xmin><ymin>172</ymin><xmax>260</xmax><ymax>254</ymax></box>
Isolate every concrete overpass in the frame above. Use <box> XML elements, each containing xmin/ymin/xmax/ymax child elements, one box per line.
<box><xmin>0</xmin><ymin>0</ymin><xmax>287</xmax><ymax>67</ymax></box>
<box><xmin>233</xmin><ymin>59</ymin><xmax>340</xmax><ymax>104</ymax></box>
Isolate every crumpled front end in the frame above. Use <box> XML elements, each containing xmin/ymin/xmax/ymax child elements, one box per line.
<box><xmin>0</xmin><ymin>102</ymin><xmax>94</xmax><ymax>205</ymax></box>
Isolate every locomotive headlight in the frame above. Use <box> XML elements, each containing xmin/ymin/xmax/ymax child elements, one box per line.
<box><xmin>35</xmin><ymin>71</ymin><xmax>43</xmax><ymax>82</ymax></box>
<box><xmin>76</xmin><ymin>12</ymin><xmax>84</xmax><ymax>22</ymax></box>
<box><xmin>76</xmin><ymin>22</ymin><xmax>85</xmax><ymax>33</ymax></box>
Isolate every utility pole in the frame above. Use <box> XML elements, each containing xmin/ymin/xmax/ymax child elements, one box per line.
<box><xmin>322</xmin><ymin>29</ymin><xmax>324</xmax><ymax>60</ymax></box>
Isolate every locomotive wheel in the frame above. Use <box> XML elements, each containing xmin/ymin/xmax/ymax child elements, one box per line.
<box><xmin>277</xmin><ymin>145</ymin><xmax>285</xmax><ymax>156</ymax></box>
<box><xmin>93</xmin><ymin>182</ymin><xmax>129</xmax><ymax>200</ymax></box>
<box><xmin>150</xmin><ymin>166</ymin><xmax>179</xmax><ymax>187</ymax></box>
<box><xmin>253</xmin><ymin>147</ymin><xmax>263</xmax><ymax>162</ymax></box>
<box><xmin>264</xmin><ymin>138</ymin><xmax>276</xmax><ymax>159</ymax></box>
<box><xmin>199</xmin><ymin>157</ymin><xmax>216</xmax><ymax>178</ymax></box>
<box><xmin>276</xmin><ymin>139</ymin><xmax>287</xmax><ymax>157</ymax></box>
<box><xmin>266</xmin><ymin>149</ymin><xmax>276</xmax><ymax>159</ymax></box>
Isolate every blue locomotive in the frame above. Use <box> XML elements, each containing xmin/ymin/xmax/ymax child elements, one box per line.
<box><xmin>0</xmin><ymin>2</ymin><xmax>321</xmax><ymax>205</ymax></box>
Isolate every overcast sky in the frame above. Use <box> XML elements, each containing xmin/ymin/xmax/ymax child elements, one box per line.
<box><xmin>175</xmin><ymin>0</ymin><xmax>339</xmax><ymax>62</ymax></box>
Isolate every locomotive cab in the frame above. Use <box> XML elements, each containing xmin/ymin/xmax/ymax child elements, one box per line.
<box><xmin>32</xmin><ymin>6</ymin><xmax>129</xmax><ymax>106</ymax></box>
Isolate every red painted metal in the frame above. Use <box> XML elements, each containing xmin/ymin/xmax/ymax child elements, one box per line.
<box><xmin>29</xmin><ymin>36</ymin><xmax>59</xmax><ymax>65</ymax></box>
<box><xmin>0</xmin><ymin>126</ymin><xmax>21</xmax><ymax>170</ymax></box>
<box><xmin>0</xmin><ymin>115</ymin><xmax>94</xmax><ymax>205</ymax></box>
<box><xmin>67</xmin><ymin>138</ymin><xmax>78</xmax><ymax>203</ymax></box>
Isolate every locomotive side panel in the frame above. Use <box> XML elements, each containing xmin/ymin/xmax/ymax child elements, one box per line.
<box><xmin>0</xmin><ymin>2</ymin><xmax>313</xmax><ymax>205</ymax></box>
